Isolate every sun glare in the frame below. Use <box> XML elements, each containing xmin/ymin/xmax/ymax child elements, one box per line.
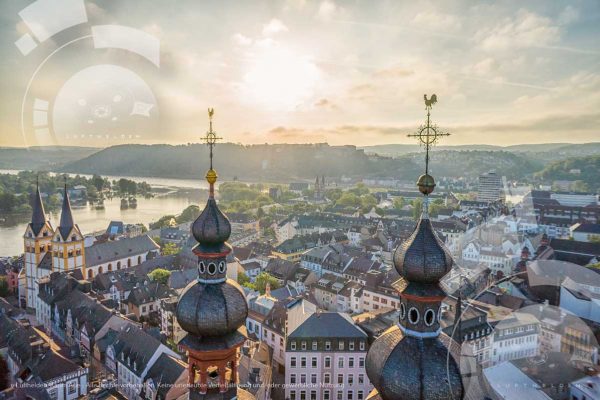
<box><xmin>242</xmin><ymin>45</ymin><xmax>320</xmax><ymax>111</ymax></box>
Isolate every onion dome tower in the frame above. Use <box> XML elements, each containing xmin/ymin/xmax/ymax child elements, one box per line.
<box><xmin>365</xmin><ymin>95</ymin><xmax>464</xmax><ymax>400</ymax></box>
<box><xmin>176</xmin><ymin>109</ymin><xmax>251</xmax><ymax>400</ymax></box>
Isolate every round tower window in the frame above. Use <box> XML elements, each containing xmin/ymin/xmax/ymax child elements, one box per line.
<box><xmin>198</xmin><ymin>262</ymin><xmax>206</xmax><ymax>274</ymax></box>
<box><xmin>218</xmin><ymin>261</ymin><xmax>226</xmax><ymax>273</ymax></box>
<box><xmin>208</xmin><ymin>263</ymin><xmax>217</xmax><ymax>275</ymax></box>
<box><xmin>399</xmin><ymin>303</ymin><xmax>406</xmax><ymax>320</ymax></box>
<box><xmin>424</xmin><ymin>309</ymin><xmax>435</xmax><ymax>326</ymax></box>
<box><xmin>408</xmin><ymin>307</ymin><xmax>420</xmax><ymax>325</ymax></box>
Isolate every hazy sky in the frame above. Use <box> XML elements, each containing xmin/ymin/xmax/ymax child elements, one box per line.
<box><xmin>0</xmin><ymin>0</ymin><xmax>599</xmax><ymax>147</ymax></box>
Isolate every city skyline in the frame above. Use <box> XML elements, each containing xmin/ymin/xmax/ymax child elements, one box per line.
<box><xmin>0</xmin><ymin>0</ymin><xmax>599</xmax><ymax>147</ymax></box>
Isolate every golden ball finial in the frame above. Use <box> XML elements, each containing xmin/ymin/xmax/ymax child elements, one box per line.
<box><xmin>417</xmin><ymin>173</ymin><xmax>435</xmax><ymax>195</ymax></box>
<box><xmin>206</xmin><ymin>169</ymin><xmax>218</xmax><ymax>185</ymax></box>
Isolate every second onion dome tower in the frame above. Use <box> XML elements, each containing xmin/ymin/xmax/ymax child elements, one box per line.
<box><xmin>365</xmin><ymin>95</ymin><xmax>464</xmax><ymax>400</ymax></box>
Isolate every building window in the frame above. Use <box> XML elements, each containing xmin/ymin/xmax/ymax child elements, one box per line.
<box><xmin>349</xmin><ymin>357</ymin><xmax>354</xmax><ymax>368</ymax></box>
<box><xmin>291</xmin><ymin>357</ymin><xmax>297</xmax><ymax>367</ymax></box>
<box><xmin>358</xmin><ymin>390</ymin><xmax>364</xmax><ymax>400</ymax></box>
<box><xmin>301</xmin><ymin>357</ymin><xmax>307</xmax><ymax>367</ymax></box>
<box><xmin>325</xmin><ymin>341</ymin><xmax>331</xmax><ymax>350</ymax></box>
<box><xmin>312</xmin><ymin>341</ymin><xmax>318</xmax><ymax>350</ymax></box>
<box><xmin>348</xmin><ymin>391</ymin><xmax>354</xmax><ymax>400</ymax></box>
<box><xmin>337</xmin><ymin>391</ymin><xmax>343</xmax><ymax>400</ymax></box>
<box><xmin>324</xmin><ymin>373</ymin><xmax>331</xmax><ymax>384</ymax></box>
<box><xmin>310</xmin><ymin>391</ymin><xmax>317</xmax><ymax>400</ymax></box>
<box><xmin>312</xmin><ymin>357</ymin><xmax>317</xmax><ymax>368</ymax></box>
<box><xmin>324</xmin><ymin>390</ymin><xmax>330</xmax><ymax>400</ymax></box>
<box><xmin>291</xmin><ymin>374</ymin><xmax>296</xmax><ymax>384</ymax></box>
<box><xmin>291</xmin><ymin>341</ymin><xmax>296</xmax><ymax>350</ymax></box>
<box><xmin>290</xmin><ymin>391</ymin><xmax>296</xmax><ymax>400</ymax></box>
<box><xmin>359</xmin><ymin>357</ymin><xmax>365</xmax><ymax>367</ymax></box>
<box><xmin>339</xmin><ymin>341</ymin><xmax>345</xmax><ymax>350</ymax></box>
<box><xmin>311</xmin><ymin>374</ymin><xmax>317</xmax><ymax>384</ymax></box>
<box><xmin>325</xmin><ymin>357</ymin><xmax>331</xmax><ymax>368</ymax></box>
<box><xmin>300</xmin><ymin>374</ymin><xmax>306</xmax><ymax>384</ymax></box>
<box><xmin>301</xmin><ymin>341</ymin><xmax>307</xmax><ymax>350</ymax></box>
<box><xmin>337</xmin><ymin>374</ymin><xmax>343</xmax><ymax>384</ymax></box>
<box><xmin>348</xmin><ymin>374</ymin><xmax>353</xmax><ymax>385</ymax></box>
<box><xmin>358</xmin><ymin>374</ymin><xmax>364</xmax><ymax>384</ymax></box>
<box><xmin>338</xmin><ymin>358</ymin><xmax>344</xmax><ymax>368</ymax></box>
<box><xmin>349</xmin><ymin>341</ymin><xmax>354</xmax><ymax>351</ymax></box>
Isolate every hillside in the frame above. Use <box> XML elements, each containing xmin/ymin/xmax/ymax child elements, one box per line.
<box><xmin>59</xmin><ymin>143</ymin><xmax>541</xmax><ymax>181</ymax></box>
<box><xmin>0</xmin><ymin>146</ymin><xmax>99</xmax><ymax>170</ymax></box>
<box><xmin>535</xmin><ymin>155</ymin><xmax>600</xmax><ymax>191</ymax></box>
<box><xmin>361</xmin><ymin>142</ymin><xmax>600</xmax><ymax>160</ymax></box>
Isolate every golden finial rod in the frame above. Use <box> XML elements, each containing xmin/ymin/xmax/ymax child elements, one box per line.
<box><xmin>202</xmin><ymin>108</ymin><xmax>222</xmax><ymax>197</ymax></box>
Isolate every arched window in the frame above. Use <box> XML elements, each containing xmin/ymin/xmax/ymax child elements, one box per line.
<box><xmin>137</xmin><ymin>256</ymin><xmax>142</xmax><ymax>265</ymax></box>
<box><xmin>108</xmin><ymin>264</ymin><xmax>113</xmax><ymax>271</ymax></box>
<box><xmin>117</xmin><ymin>261</ymin><xmax>121</xmax><ymax>270</ymax></box>
<box><xmin>88</xmin><ymin>270</ymin><xmax>94</xmax><ymax>279</ymax></box>
<box><xmin>98</xmin><ymin>266</ymin><xmax>103</xmax><ymax>274</ymax></box>
<box><xmin>127</xmin><ymin>259</ymin><xmax>131</xmax><ymax>268</ymax></box>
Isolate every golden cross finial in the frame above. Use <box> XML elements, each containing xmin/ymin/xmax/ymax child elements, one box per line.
<box><xmin>407</xmin><ymin>94</ymin><xmax>449</xmax><ymax>175</ymax></box>
<box><xmin>202</xmin><ymin>108</ymin><xmax>222</xmax><ymax>170</ymax></box>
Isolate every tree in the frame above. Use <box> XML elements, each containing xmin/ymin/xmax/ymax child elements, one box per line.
<box><xmin>177</xmin><ymin>205</ymin><xmax>200</xmax><ymax>223</ymax></box>
<box><xmin>0</xmin><ymin>278</ymin><xmax>8</xmax><ymax>298</ymax></box>
<box><xmin>162</xmin><ymin>242</ymin><xmax>180</xmax><ymax>256</ymax></box>
<box><xmin>92</xmin><ymin>174</ymin><xmax>105</xmax><ymax>192</ymax></box>
<box><xmin>238</xmin><ymin>271</ymin><xmax>250</xmax><ymax>286</ymax></box>
<box><xmin>149</xmin><ymin>268</ymin><xmax>171</xmax><ymax>285</ymax></box>
<box><xmin>254</xmin><ymin>272</ymin><xmax>281</xmax><ymax>294</ymax></box>
<box><xmin>393</xmin><ymin>197</ymin><xmax>406</xmax><ymax>210</ymax></box>
<box><xmin>0</xmin><ymin>192</ymin><xmax>17</xmax><ymax>212</ymax></box>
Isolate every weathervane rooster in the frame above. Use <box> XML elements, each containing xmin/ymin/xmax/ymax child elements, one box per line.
<box><xmin>424</xmin><ymin>94</ymin><xmax>437</xmax><ymax>108</ymax></box>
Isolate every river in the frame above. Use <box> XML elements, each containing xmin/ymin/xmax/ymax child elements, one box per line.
<box><xmin>0</xmin><ymin>169</ymin><xmax>210</xmax><ymax>257</ymax></box>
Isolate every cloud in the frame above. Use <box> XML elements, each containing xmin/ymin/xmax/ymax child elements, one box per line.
<box><xmin>232</xmin><ymin>33</ymin><xmax>253</xmax><ymax>46</ymax></box>
<box><xmin>262</xmin><ymin>19</ymin><xmax>289</xmax><ymax>36</ymax></box>
<box><xmin>558</xmin><ymin>5</ymin><xmax>579</xmax><ymax>25</ymax></box>
<box><xmin>314</xmin><ymin>98</ymin><xmax>337</xmax><ymax>109</ymax></box>
<box><xmin>316</xmin><ymin>0</ymin><xmax>338</xmax><ymax>21</ymax></box>
<box><xmin>411</xmin><ymin>11</ymin><xmax>462</xmax><ymax>31</ymax></box>
<box><xmin>477</xmin><ymin>9</ymin><xmax>560</xmax><ymax>51</ymax></box>
<box><xmin>468</xmin><ymin>57</ymin><xmax>497</xmax><ymax>76</ymax></box>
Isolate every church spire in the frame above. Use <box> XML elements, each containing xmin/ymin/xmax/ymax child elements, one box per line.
<box><xmin>58</xmin><ymin>176</ymin><xmax>75</xmax><ymax>239</ymax></box>
<box><xmin>30</xmin><ymin>176</ymin><xmax>47</xmax><ymax>236</ymax></box>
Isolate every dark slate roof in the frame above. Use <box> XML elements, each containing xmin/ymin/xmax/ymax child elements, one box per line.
<box><xmin>30</xmin><ymin>186</ymin><xmax>48</xmax><ymax>236</ymax></box>
<box><xmin>289</xmin><ymin>312</ymin><xmax>366</xmax><ymax>339</ymax></box>
<box><xmin>127</xmin><ymin>282</ymin><xmax>173</xmax><ymax>306</ymax></box>
<box><xmin>92</xmin><ymin>270</ymin><xmax>139</xmax><ymax>293</ymax></box>
<box><xmin>112</xmin><ymin>324</ymin><xmax>162</xmax><ymax>375</ymax></box>
<box><xmin>37</xmin><ymin>252</ymin><xmax>53</xmax><ymax>270</ymax></box>
<box><xmin>549</xmin><ymin>238</ymin><xmax>600</xmax><ymax>256</ymax></box>
<box><xmin>143</xmin><ymin>353</ymin><xmax>186</xmax><ymax>398</ymax></box>
<box><xmin>85</xmin><ymin>235</ymin><xmax>159</xmax><ymax>266</ymax></box>
<box><xmin>265</xmin><ymin>258</ymin><xmax>298</xmax><ymax>281</ymax></box>
<box><xmin>572</xmin><ymin>223</ymin><xmax>600</xmax><ymax>234</ymax></box>
<box><xmin>168</xmin><ymin>268</ymin><xmax>197</xmax><ymax>289</ymax></box>
<box><xmin>58</xmin><ymin>185</ymin><xmax>75</xmax><ymax>239</ymax></box>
